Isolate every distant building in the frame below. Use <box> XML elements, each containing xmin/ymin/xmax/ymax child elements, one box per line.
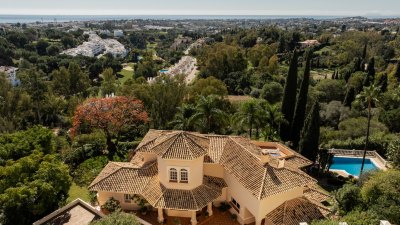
<box><xmin>113</xmin><ymin>29</ymin><xmax>124</xmax><ymax>37</ymax></box>
<box><xmin>33</xmin><ymin>198</ymin><xmax>104</xmax><ymax>225</ymax></box>
<box><xmin>0</xmin><ymin>66</ymin><xmax>20</xmax><ymax>86</ymax></box>
<box><xmin>299</xmin><ymin>40</ymin><xmax>321</xmax><ymax>48</ymax></box>
<box><xmin>61</xmin><ymin>34</ymin><xmax>127</xmax><ymax>58</ymax></box>
<box><xmin>99</xmin><ymin>30</ymin><xmax>111</xmax><ymax>35</ymax></box>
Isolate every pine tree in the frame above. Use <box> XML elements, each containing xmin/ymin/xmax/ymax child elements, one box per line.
<box><xmin>299</xmin><ymin>101</ymin><xmax>320</xmax><ymax>162</ymax></box>
<box><xmin>291</xmin><ymin>50</ymin><xmax>312</xmax><ymax>149</ymax></box>
<box><xmin>343</xmin><ymin>87</ymin><xmax>355</xmax><ymax>108</ymax></box>
<box><xmin>280</xmin><ymin>50</ymin><xmax>298</xmax><ymax>141</ymax></box>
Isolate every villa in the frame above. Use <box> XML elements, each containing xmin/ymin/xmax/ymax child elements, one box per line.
<box><xmin>90</xmin><ymin>130</ymin><xmax>331</xmax><ymax>225</ymax></box>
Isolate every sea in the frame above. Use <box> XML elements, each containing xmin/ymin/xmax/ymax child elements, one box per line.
<box><xmin>0</xmin><ymin>15</ymin><xmax>363</xmax><ymax>24</ymax></box>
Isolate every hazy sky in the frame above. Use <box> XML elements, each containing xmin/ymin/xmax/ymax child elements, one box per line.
<box><xmin>1</xmin><ymin>0</ymin><xmax>400</xmax><ymax>16</ymax></box>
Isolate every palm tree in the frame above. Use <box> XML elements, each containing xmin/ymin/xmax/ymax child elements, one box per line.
<box><xmin>260</xmin><ymin>102</ymin><xmax>287</xmax><ymax>141</ymax></box>
<box><xmin>190</xmin><ymin>95</ymin><xmax>228</xmax><ymax>133</ymax></box>
<box><xmin>356</xmin><ymin>85</ymin><xmax>380</xmax><ymax>177</ymax></box>
<box><xmin>169</xmin><ymin>103</ymin><xmax>197</xmax><ymax>131</ymax></box>
<box><xmin>234</xmin><ymin>100</ymin><xmax>261</xmax><ymax>138</ymax></box>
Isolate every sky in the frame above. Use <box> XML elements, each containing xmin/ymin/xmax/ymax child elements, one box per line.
<box><xmin>0</xmin><ymin>0</ymin><xmax>400</xmax><ymax>16</ymax></box>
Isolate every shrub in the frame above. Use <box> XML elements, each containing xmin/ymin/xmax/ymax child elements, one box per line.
<box><xmin>64</xmin><ymin>131</ymin><xmax>106</xmax><ymax>168</ymax></box>
<box><xmin>73</xmin><ymin>156</ymin><xmax>109</xmax><ymax>187</ymax></box>
<box><xmin>335</xmin><ymin>184</ymin><xmax>363</xmax><ymax>214</ymax></box>
<box><xmin>250</xmin><ymin>89</ymin><xmax>261</xmax><ymax>98</ymax></box>
<box><xmin>218</xmin><ymin>201</ymin><xmax>232</xmax><ymax>212</ymax></box>
<box><xmin>90</xmin><ymin>210</ymin><xmax>140</xmax><ymax>225</ymax></box>
<box><xmin>230</xmin><ymin>213</ymin><xmax>238</xmax><ymax>220</ymax></box>
<box><xmin>261</xmin><ymin>81</ymin><xmax>283</xmax><ymax>104</ymax></box>
<box><xmin>101</xmin><ymin>197</ymin><xmax>121</xmax><ymax>213</ymax></box>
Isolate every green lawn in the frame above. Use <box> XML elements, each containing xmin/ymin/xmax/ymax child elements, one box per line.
<box><xmin>118</xmin><ymin>69</ymin><xmax>134</xmax><ymax>84</ymax></box>
<box><xmin>67</xmin><ymin>182</ymin><xmax>91</xmax><ymax>203</ymax></box>
<box><xmin>311</xmin><ymin>68</ymin><xmax>335</xmax><ymax>80</ymax></box>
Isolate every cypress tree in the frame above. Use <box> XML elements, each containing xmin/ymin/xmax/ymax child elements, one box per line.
<box><xmin>291</xmin><ymin>50</ymin><xmax>312</xmax><ymax>149</ymax></box>
<box><xmin>362</xmin><ymin>43</ymin><xmax>368</xmax><ymax>60</ymax></box>
<box><xmin>344</xmin><ymin>69</ymin><xmax>351</xmax><ymax>83</ymax></box>
<box><xmin>367</xmin><ymin>57</ymin><xmax>375</xmax><ymax>78</ymax></box>
<box><xmin>353</xmin><ymin>57</ymin><xmax>361</xmax><ymax>72</ymax></box>
<box><xmin>343</xmin><ymin>87</ymin><xmax>355</xmax><ymax>108</ymax></box>
<box><xmin>395</xmin><ymin>62</ymin><xmax>400</xmax><ymax>82</ymax></box>
<box><xmin>331</xmin><ymin>70</ymin><xmax>336</xmax><ymax>79</ymax></box>
<box><xmin>280</xmin><ymin>50</ymin><xmax>298</xmax><ymax>141</ymax></box>
<box><xmin>377</xmin><ymin>73</ymin><xmax>388</xmax><ymax>93</ymax></box>
<box><xmin>299</xmin><ymin>101</ymin><xmax>320</xmax><ymax>162</ymax></box>
<box><xmin>363</xmin><ymin>57</ymin><xmax>375</xmax><ymax>87</ymax></box>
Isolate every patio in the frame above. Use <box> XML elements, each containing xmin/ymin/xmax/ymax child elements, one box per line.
<box><xmin>132</xmin><ymin>206</ymin><xmax>243</xmax><ymax>225</ymax></box>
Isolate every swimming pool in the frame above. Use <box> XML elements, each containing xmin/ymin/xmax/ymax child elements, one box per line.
<box><xmin>330</xmin><ymin>156</ymin><xmax>379</xmax><ymax>177</ymax></box>
<box><xmin>159</xmin><ymin>69</ymin><xmax>169</xmax><ymax>73</ymax></box>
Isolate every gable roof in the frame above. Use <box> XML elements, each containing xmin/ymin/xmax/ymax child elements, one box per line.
<box><xmin>89</xmin><ymin>162</ymin><xmax>158</xmax><ymax>193</ymax></box>
<box><xmin>33</xmin><ymin>198</ymin><xmax>104</xmax><ymax>225</ymax></box>
<box><xmin>219</xmin><ymin>138</ymin><xmax>315</xmax><ymax>199</ymax></box>
<box><xmin>265</xmin><ymin>197</ymin><xmax>331</xmax><ymax>225</ymax></box>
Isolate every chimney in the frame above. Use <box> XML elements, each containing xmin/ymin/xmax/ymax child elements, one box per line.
<box><xmin>278</xmin><ymin>158</ymin><xmax>285</xmax><ymax>168</ymax></box>
<box><xmin>260</xmin><ymin>154</ymin><xmax>270</xmax><ymax>165</ymax></box>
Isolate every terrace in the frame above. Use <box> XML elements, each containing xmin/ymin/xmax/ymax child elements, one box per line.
<box><xmin>132</xmin><ymin>206</ymin><xmax>242</xmax><ymax>225</ymax></box>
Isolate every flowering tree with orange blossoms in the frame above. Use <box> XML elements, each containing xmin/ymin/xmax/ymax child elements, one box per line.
<box><xmin>71</xmin><ymin>96</ymin><xmax>148</xmax><ymax>157</ymax></box>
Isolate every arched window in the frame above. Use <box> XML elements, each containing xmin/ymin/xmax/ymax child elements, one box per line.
<box><xmin>169</xmin><ymin>168</ymin><xmax>177</xmax><ymax>182</ymax></box>
<box><xmin>180</xmin><ymin>169</ymin><xmax>188</xmax><ymax>183</ymax></box>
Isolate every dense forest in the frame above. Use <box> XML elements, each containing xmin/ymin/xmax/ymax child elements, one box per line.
<box><xmin>1</xmin><ymin>19</ymin><xmax>400</xmax><ymax>224</ymax></box>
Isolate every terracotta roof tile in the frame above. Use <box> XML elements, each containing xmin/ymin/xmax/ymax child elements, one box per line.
<box><xmin>304</xmin><ymin>186</ymin><xmax>332</xmax><ymax>203</ymax></box>
<box><xmin>219</xmin><ymin>138</ymin><xmax>315</xmax><ymax>199</ymax></box>
<box><xmin>141</xmin><ymin>131</ymin><xmax>208</xmax><ymax>160</ymax></box>
<box><xmin>89</xmin><ymin>162</ymin><xmax>157</xmax><ymax>193</ymax></box>
<box><xmin>92</xmin><ymin>130</ymin><xmax>323</xmax><ymax>205</ymax></box>
<box><xmin>266</xmin><ymin>197</ymin><xmax>331</xmax><ymax>225</ymax></box>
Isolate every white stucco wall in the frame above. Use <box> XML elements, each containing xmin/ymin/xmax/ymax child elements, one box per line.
<box><xmin>203</xmin><ymin>163</ymin><xmax>225</xmax><ymax>178</ymax></box>
<box><xmin>257</xmin><ymin>187</ymin><xmax>304</xmax><ymax>221</ymax></box>
<box><xmin>165</xmin><ymin>209</ymin><xmax>194</xmax><ymax>217</ymax></box>
<box><xmin>224</xmin><ymin>172</ymin><xmax>259</xmax><ymax>224</ymax></box>
<box><xmin>157</xmin><ymin>156</ymin><xmax>204</xmax><ymax>190</ymax></box>
<box><xmin>97</xmin><ymin>191</ymin><xmax>141</xmax><ymax>211</ymax></box>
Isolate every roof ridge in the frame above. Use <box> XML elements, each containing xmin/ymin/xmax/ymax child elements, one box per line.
<box><xmin>228</xmin><ymin>136</ymin><xmax>262</xmax><ymax>162</ymax></box>
<box><xmin>305</xmin><ymin>185</ymin><xmax>331</xmax><ymax>198</ymax></box>
<box><xmin>184</xmin><ymin>132</ymin><xmax>208</xmax><ymax>152</ymax></box>
<box><xmin>183</xmin><ymin>134</ymin><xmax>196</xmax><ymax>159</ymax></box>
<box><xmin>190</xmin><ymin>190</ymin><xmax>199</xmax><ymax>209</ymax></box>
<box><xmin>302</xmin><ymin>195</ymin><xmax>331</xmax><ymax>211</ymax></box>
<box><xmin>152</xmin><ymin>182</ymin><xmax>166</xmax><ymax>208</ymax></box>
<box><xmin>283</xmin><ymin>166</ymin><xmax>317</xmax><ymax>183</ymax></box>
<box><xmin>258</xmin><ymin>168</ymin><xmax>268</xmax><ymax>200</ymax></box>
<box><xmin>88</xmin><ymin>162</ymin><xmax>122</xmax><ymax>189</ymax></box>
<box><xmin>160</xmin><ymin>133</ymin><xmax>180</xmax><ymax>157</ymax></box>
<box><xmin>282</xmin><ymin>200</ymin><xmax>288</xmax><ymax>224</ymax></box>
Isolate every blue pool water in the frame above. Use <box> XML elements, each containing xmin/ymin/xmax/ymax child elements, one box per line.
<box><xmin>159</xmin><ymin>69</ymin><xmax>169</xmax><ymax>73</ymax></box>
<box><xmin>330</xmin><ymin>156</ymin><xmax>379</xmax><ymax>177</ymax></box>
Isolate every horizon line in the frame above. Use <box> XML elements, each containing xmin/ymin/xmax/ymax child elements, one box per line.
<box><xmin>1</xmin><ymin>13</ymin><xmax>399</xmax><ymax>18</ymax></box>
